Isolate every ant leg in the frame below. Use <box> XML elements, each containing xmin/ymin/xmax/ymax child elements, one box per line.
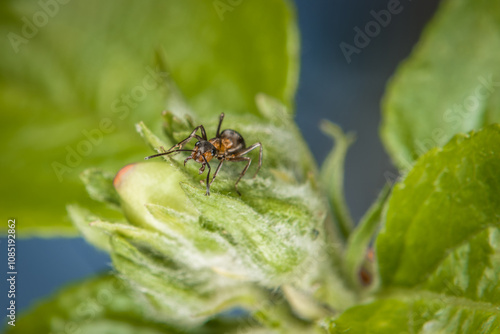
<box><xmin>216</xmin><ymin>113</ymin><xmax>225</xmax><ymax>137</ymax></box>
<box><xmin>210</xmin><ymin>159</ymin><xmax>225</xmax><ymax>186</ymax></box>
<box><xmin>201</xmin><ymin>156</ymin><xmax>212</xmax><ymax>196</ymax></box>
<box><xmin>145</xmin><ymin>149</ymin><xmax>193</xmax><ymax>160</ymax></box>
<box><xmin>229</xmin><ymin>156</ymin><xmax>251</xmax><ymax>196</ymax></box>
<box><xmin>184</xmin><ymin>156</ymin><xmax>192</xmax><ymax>166</ymax></box>
<box><xmin>199</xmin><ymin>124</ymin><xmax>208</xmax><ymax>140</ymax></box>
<box><xmin>236</xmin><ymin>142</ymin><xmax>262</xmax><ymax>178</ymax></box>
<box><xmin>205</xmin><ymin>163</ymin><xmax>212</xmax><ymax>196</ymax></box>
<box><xmin>168</xmin><ymin>125</ymin><xmax>207</xmax><ymax>151</ymax></box>
<box><xmin>198</xmin><ymin>164</ymin><xmax>206</xmax><ymax>174</ymax></box>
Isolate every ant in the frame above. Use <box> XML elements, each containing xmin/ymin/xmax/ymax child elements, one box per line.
<box><xmin>145</xmin><ymin>113</ymin><xmax>262</xmax><ymax>196</ymax></box>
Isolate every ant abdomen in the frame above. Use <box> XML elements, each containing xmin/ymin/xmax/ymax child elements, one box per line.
<box><xmin>218</xmin><ymin>129</ymin><xmax>246</xmax><ymax>154</ymax></box>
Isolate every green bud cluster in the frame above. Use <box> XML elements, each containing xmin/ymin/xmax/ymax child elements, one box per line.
<box><xmin>69</xmin><ymin>95</ymin><xmax>349</xmax><ymax>328</ymax></box>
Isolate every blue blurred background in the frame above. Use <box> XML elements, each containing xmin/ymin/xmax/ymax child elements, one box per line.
<box><xmin>1</xmin><ymin>0</ymin><xmax>440</xmax><ymax>319</ymax></box>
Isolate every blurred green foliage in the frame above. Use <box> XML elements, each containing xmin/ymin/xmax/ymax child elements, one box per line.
<box><xmin>5</xmin><ymin>0</ymin><xmax>500</xmax><ymax>333</ymax></box>
<box><xmin>381</xmin><ymin>0</ymin><xmax>500</xmax><ymax>169</ymax></box>
<box><xmin>5</xmin><ymin>274</ymin><xmax>254</xmax><ymax>334</ymax></box>
<box><xmin>329</xmin><ymin>126</ymin><xmax>500</xmax><ymax>334</ymax></box>
<box><xmin>0</xmin><ymin>0</ymin><xmax>297</xmax><ymax>235</ymax></box>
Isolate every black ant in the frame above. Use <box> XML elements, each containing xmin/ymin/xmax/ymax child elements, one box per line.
<box><xmin>145</xmin><ymin>113</ymin><xmax>263</xmax><ymax>196</ymax></box>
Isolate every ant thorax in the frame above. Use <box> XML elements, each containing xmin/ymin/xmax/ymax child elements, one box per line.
<box><xmin>210</xmin><ymin>129</ymin><xmax>246</xmax><ymax>156</ymax></box>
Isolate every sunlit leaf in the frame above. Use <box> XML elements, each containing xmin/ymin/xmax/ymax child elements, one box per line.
<box><xmin>381</xmin><ymin>0</ymin><xmax>500</xmax><ymax>169</ymax></box>
<box><xmin>326</xmin><ymin>125</ymin><xmax>500</xmax><ymax>333</ymax></box>
<box><xmin>0</xmin><ymin>0</ymin><xmax>298</xmax><ymax>235</ymax></box>
<box><xmin>5</xmin><ymin>274</ymin><xmax>254</xmax><ymax>334</ymax></box>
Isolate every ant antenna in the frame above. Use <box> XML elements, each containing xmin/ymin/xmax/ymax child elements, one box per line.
<box><xmin>216</xmin><ymin>113</ymin><xmax>225</xmax><ymax>137</ymax></box>
<box><xmin>145</xmin><ymin>149</ymin><xmax>192</xmax><ymax>160</ymax></box>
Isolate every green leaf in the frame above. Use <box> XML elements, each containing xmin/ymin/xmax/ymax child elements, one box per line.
<box><xmin>66</xmin><ymin>204</ymin><xmax>114</xmax><ymax>251</ymax></box>
<box><xmin>4</xmin><ymin>274</ymin><xmax>183</xmax><ymax>334</ymax></box>
<box><xmin>325</xmin><ymin>125</ymin><xmax>500</xmax><ymax>332</ymax></box>
<box><xmin>377</xmin><ymin>125</ymin><xmax>500</xmax><ymax>288</ymax></box>
<box><xmin>80</xmin><ymin>168</ymin><xmax>121</xmax><ymax>208</ymax></box>
<box><xmin>380</xmin><ymin>0</ymin><xmax>500</xmax><ymax>169</ymax></box>
<box><xmin>343</xmin><ymin>185</ymin><xmax>390</xmax><ymax>288</ymax></box>
<box><xmin>249</xmin><ymin>291</ymin><xmax>317</xmax><ymax>334</ymax></box>
<box><xmin>180</xmin><ymin>181</ymin><xmax>319</xmax><ymax>285</ymax></box>
<box><xmin>324</xmin><ymin>298</ymin><xmax>500</xmax><ymax>334</ymax></box>
<box><xmin>107</xmin><ymin>234</ymin><xmax>268</xmax><ymax>328</ymax></box>
<box><xmin>0</xmin><ymin>0</ymin><xmax>298</xmax><ymax>235</ymax></box>
<box><xmin>5</xmin><ymin>274</ymin><xmax>256</xmax><ymax>334</ymax></box>
<box><xmin>319</xmin><ymin>121</ymin><xmax>356</xmax><ymax>240</ymax></box>
<box><xmin>323</xmin><ymin>299</ymin><xmax>410</xmax><ymax>334</ymax></box>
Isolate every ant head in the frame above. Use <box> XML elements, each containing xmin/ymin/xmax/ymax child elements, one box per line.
<box><xmin>192</xmin><ymin>140</ymin><xmax>217</xmax><ymax>163</ymax></box>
